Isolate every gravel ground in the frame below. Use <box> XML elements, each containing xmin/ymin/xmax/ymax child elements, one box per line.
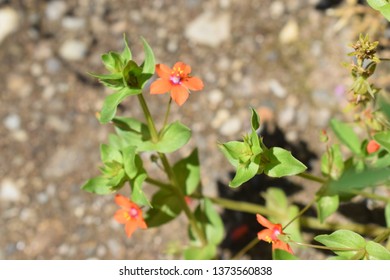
<box><xmin>1</xmin><ymin>0</ymin><xmax>386</xmax><ymax>259</ymax></box>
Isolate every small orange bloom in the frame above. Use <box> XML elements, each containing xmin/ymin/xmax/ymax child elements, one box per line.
<box><xmin>150</xmin><ymin>62</ymin><xmax>204</xmax><ymax>106</ymax></box>
<box><xmin>367</xmin><ymin>140</ymin><xmax>380</xmax><ymax>154</ymax></box>
<box><xmin>256</xmin><ymin>214</ymin><xmax>293</xmax><ymax>254</ymax></box>
<box><xmin>114</xmin><ymin>194</ymin><xmax>147</xmax><ymax>238</ymax></box>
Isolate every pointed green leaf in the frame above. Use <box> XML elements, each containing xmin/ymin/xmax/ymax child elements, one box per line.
<box><xmin>366</xmin><ymin>241</ymin><xmax>390</xmax><ymax>260</ymax></box>
<box><xmin>325</xmin><ymin>168</ymin><xmax>390</xmax><ymax>196</ymax></box>
<box><xmin>192</xmin><ymin>198</ymin><xmax>224</xmax><ymax>246</ymax></box>
<box><xmin>155</xmin><ymin>121</ymin><xmax>191</xmax><ymax>153</ymax></box>
<box><xmin>378</xmin><ymin>4</ymin><xmax>390</xmax><ymax>21</ymax></box>
<box><xmin>129</xmin><ymin>156</ymin><xmax>149</xmax><ymax>206</ymax></box>
<box><xmin>173</xmin><ymin>148</ymin><xmax>200</xmax><ymax>195</ymax></box>
<box><xmin>330</xmin><ymin>119</ymin><xmax>361</xmax><ymax>154</ymax></box>
<box><xmin>141</xmin><ymin>37</ymin><xmax>155</xmax><ymax>75</ymax></box>
<box><xmin>314</xmin><ymin>230</ymin><xmax>366</xmax><ymax>259</ymax></box>
<box><xmin>121</xmin><ymin>34</ymin><xmax>132</xmax><ymax>62</ymax></box>
<box><xmin>81</xmin><ymin>176</ymin><xmax>113</xmax><ymax>195</ymax></box>
<box><xmin>89</xmin><ymin>72</ymin><xmax>124</xmax><ymax>89</ymax></box>
<box><xmin>184</xmin><ymin>244</ymin><xmax>217</xmax><ymax>260</ymax></box>
<box><xmin>145</xmin><ymin>189</ymin><xmax>183</xmax><ymax>227</ymax></box>
<box><xmin>317</xmin><ymin>195</ymin><xmax>339</xmax><ymax>223</ymax></box>
<box><xmin>264</xmin><ymin>147</ymin><xmax>307</xmax><ymax>178</ymax></box>
<box><xmin>101</xmin><ymin>51</ymin><xmax>123</xmax><ymax>73</ymax></box>
<box><xmin>100</xmin><ymin>144</ymin><xmax>123</xmax><ymax>164</ymax></box>
<box><xmin>99</xmin><ymin>87</ymin><xmax>141</xmax><ymax>124</ymax></box>
<box><xmin>250</xmin><ymin>107</ymin><xmax>260</xmax><ymax>131</ymax></box>
<box><xmin>230</xmin><ymin>157</ymin><xmax>260</xmax><ymax>188</ymax></box>
<box><xmin>385</xmin><ymin>203</ymin><xmax>390</xmax><ymax>227</ymax></box>
<box><xmin>122</xmin><ymin>146</ymin><xmax>138</xmax><ymax>179</ymax></box>
<box><xmin>374</xmin><ymin>131</ymin><xmax>390</xmax><ymax>152</ymax></box>
<box><xmin>122</xmin><ymin>60</ymin><xmax>142</xmax><ymax>89</ymax></box>
<box><xmin>219</xmin><ymin>141</ymin><xmax>251</xmax><ymax>167</ymax></box>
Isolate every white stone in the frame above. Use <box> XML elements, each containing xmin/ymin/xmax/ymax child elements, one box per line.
<box><xmin>59</xmin><ymin>40</ymin><xmax>87</xmax><ymax>61</ymax></box>
<box><xmin>4</xmin><ymin>113</ymin><xmax>21</xmax><ymax>131</ymax></box>
<box><xmin>208</xmin><ymin>89</ymin><xmax>224</xmax><ymax>107</ymax></box>
<box><xmin>46</xmin><ymin>1</ymin><xmax>67</xmax><ymax>21</ymax></box>
<box><xmin>0</xmin><ymin>179</ymin><xmax>21</xmax><ymax>202</ymax></box>
<box><xmin>268</xmin><ymin>79</ymin><xmax>287</xmax><ymax>98</ymax></box>
<box><xmin>185</xmin><ymin>12</ymin><xmax>230</xmax><ymax>47</ymax></box>
<box><xmin>219</xmin><ymin>117</ymin><xmax>242</xmax><ymax>136</ymax></box>
<box><xmin>279</xmin><ymin>19</ymin><xmax>299</xmax><ymax>44</ymax></box>
<box><xmin>278</xmin><ymin>106</ymin><xmax>296</xmax><ymax>127</ymax></box>
<box><xmin>212</xmin><ymin>109</ymin><xmax>230</xmax><ymax>128</ymax></box>
<box><xmin>0</xmin><ymin>7</ymin><xmax>19</xmax><ymax>45</ymax></box>
<box><xmin>62</xmin><ymin>16</ymin><xmax>86</xmax><ymax>30</ymax></box>
<box><xmin>270</xmin><ymin>1</ymin><xmax>285</xmax><ymax>19</ymax></box>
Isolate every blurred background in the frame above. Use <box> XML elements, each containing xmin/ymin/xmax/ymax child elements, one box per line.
<box><xmin>1</xmin><ymin>0</ymin><xmax>388</xmax><ymax>259</ymax></box>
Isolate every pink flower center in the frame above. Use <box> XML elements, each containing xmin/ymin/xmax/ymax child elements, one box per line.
<box><xmin>129</xmin><ymin>207</ymin><xmax>139</xmax><ymax>218</ymax></box>
<box><xmin>170</xmin><ymin>67</ymin><xmax>185</xmax><ymax>85</ymax></box>
<box><xmin>170</xmin><ymin>75</ymin><xmax>181</xmax><ymax>85</ymax></box>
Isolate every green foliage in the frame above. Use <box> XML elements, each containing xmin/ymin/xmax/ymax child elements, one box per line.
<box><xmin>173</xmin><ymin>148</ymin><xmax>201</xmax><ymax>195</ymax></box>
<box><xmin>367</xmin><ymin>0</ymin><xmax>390</xmax><ymax>21</ymax></box>
<box><xmin>316</xmin><ymin>195</ymin><xmax>339</xmax><ymax>223</ymax></box>
<box><xmin>263</xmin><ymin>147</ymin><xmax>307</xmax><ymax>178</ymax></box>
<box><xmin>330</xmin><ymin>119</ymin><xmax>361</xmax><ymax>155</ymax></box>
<box><xmin>315</xmin><ymin>230</ymin><xmax>390</xmax><ymax>259</ymax></box>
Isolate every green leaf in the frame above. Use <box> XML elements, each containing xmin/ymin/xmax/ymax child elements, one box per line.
<box><xmin>321</xmin><ymin>144</ymin><xmax>344</xmax><ymax>179</ymax></box>
<box><xmin>374</xmin><ymin>131</ymin><xmax>390</xmax><ymax>152</ymax></box>
<box><xmin>264</xmin><ymin>187</ymin><xmax>288</xmax><ymax>211</ymax></box>
<box><xmin>100</xmin><ymin>144</ymin><xmax>123</xmax><ymax>164</ymax></box>
<box><xmin>81</xmin><ymin>176</ymin><xmax>113</xmax><ymax>195</ymax></box>
<box><xmin>250</xmin><ymin>107</ymin><xmax>260</xmax><ymax>131</ymax></box>
<box><xmin>112</xmin><ymin>117</ymin><xmax>155</xmax><ymax>152</ymax></box>
<box><xmin>230</xmin><ymin>156</ymin><xmax>260</xmax><ymax>188</ymax></box>
<box><xmin>192</xmin><ymin>198</ymin><xmax>224</xmax><ymax>246</ymax></box>
<box><xmin>366</xmin><ymin>241</ymin><xmax>390</xmax><ymax>260</ymax></box>
<box><xmin>314</xmin><ymin>230</ymin><xmax>366</xmax><ymax>259</ymax></box>
<box><xmin>155</xmin><ymin>121</ymin><xmax>191</xmax><ymax>153</ymax></box>
<box><xmin>101</xmin><ymin>51</ymin><xmax>123</xmax><ymax>73</ymax></box>
<box><xmin>173</xmin><ymin>148</ymin><xmax>200</xmax><ymax>195</ymax></box>
<box><xmin>184</xmin><ymin>244</ymin><xmax>217</xmax><ymax>260</ymax></box>
<box><xmin>145</xmin><ymin>189</ymin><xmax>183</xmax><ymax>227</ymax></box>
<box><xmin>378</xmin><ymin>4</ymin><xmax>390</xmax><ymax>21</ymax></box>
<box><xmin>316</xmin><ymin>195</ymin><xmax>339</xmax><ymax>223</ymax></box>
<box><xmin>273</xmin><ymin>249</ymin><xmax>299</xmax><ymax>260</ymax></box>
<box><xmin>263</xmin><ymin>147</ymin><xmax>307</xmax><ymax>178</ymax></box>
<box><xmin>330</xmin><ymin>119</ymin><xmax>361</xmax><ymax>154</ymax></box>
<box><xmin>121</xmin><ymin>34</ymin><xmax>132</xmax><ymax>62</ymax></box>
<box><xmin>141</xmin><ymin>37</ymin><xmax>155</xmax><ymax>75</ymax></box>
<box><xmin>219</xmin><ymin>141</ymin><xmax>251</xmax><ymax>167</ymax></box>
<box><xmin>99</xmin><ymin>87</ymin><xmax>141</xmax><ymax>124</ymax></box>
<box><xmin>122</xmin><ymin>146</ymin><xmax>138</xmax><ymax>179</ymax></box>
<box><xmin>122</xmin><ymin>60</ymin><xmax>142</xmax><ymax>89</ymax></box>
<box><xmin>129</xmin><ymin>156</ymin><xmax>149</xmax><ymax>206</ymax></box>
<box><xmin>89</xmin><ymin>72</ymin><xmax>124</xmax><ymax>90</ymax></box>
<box><xmin>367</xmin><ymin>0</ymin><xmax>389</xmax><ymax>10</ymax></box>
<box><xmin>325</xmin><ymin>168</ymin><xmax>390</xmax><ymax>196</ymax></box>
<box><xmin>385</xmin><ymin>203</ymin><xmax>390</xmax><ymax>227</ymax></box>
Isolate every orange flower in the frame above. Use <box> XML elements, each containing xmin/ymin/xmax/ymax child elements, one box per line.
<box><xmin>114</xmin><ymin>194</ymin><xmax>147</xmax><ymax>238</ymax></box>
<box><xmin>150</xmin><ymin>62</ymin><xmax>204</xmax><ymax>106</ymax></box>
<box><xmin>256</xmin><ymin>214</ymin><xmax>293</xmax><ymax>254</ymax></box>
<box><xmin>367</xmin><ymin>140</ymin><xmax>380</xmax><ymax>154</ymax></box>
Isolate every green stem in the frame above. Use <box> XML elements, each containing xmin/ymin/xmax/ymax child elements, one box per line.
<box><xmin>137</xmin><ymin>93</ymin><xmax>207</xmax><ymax>246</ymax></box>
<box><xmin>297</xmin><ymin>172</ymin><xmax>327</xmax><ymax>184</ymax></box>
<box><xmin>351</xmin><ymin>190</ymin><xmax>390</xmax><ymax>203</ymax></box>
<box><xmin>145</xmin><ymin>177</ymin><xmax>171</xmax><ymax>190</ymax></box>
<box><xmin>160</xmin><ymin>98</ymin><xmax>172</xmax><ymax>136</ymax></box>
<box><xmin>283</xmin><ymin>198</ymin><xmax>315</xmax><ymax>231</ymax></box>
<box><xmin>207</xmin><ymin>196</ymin><xmax>278</xmax><ymax>217</ymax></box>
<box><xmin>373</xmin><ymin>228</ymin><xmax>390</xmax><ymax>244</ymax></box>
<box><xmin>137</xmin><ymin>94</ymin><xmax>159</xmax><ymax>142</ymax></box>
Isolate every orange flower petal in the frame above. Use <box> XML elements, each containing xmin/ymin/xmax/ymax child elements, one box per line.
<box><xmin>171</xmin><ymin>85</ymin><xmax>189</xmax><ymax>106</ymax></box>
<box><xmin>137</xmin><ymin>218</ymin><xmax>148</xmax><ymax>229</ymax></box>
<box><xmin>182</xmin><ymin>76</ymin><xmax>204</xmax><ymax>91</ymax></box>
<box><xmin>256</xmin><ymin>214</ymin><xmax>275</xmax><ymax>229</ymax></box>
<box><xmin>115</xmin><ymin>194</ymin><xmax>133</xmax><ymax>210</ymax></box>
<box><xmin>125</xmin><ymin>221</ymin><xmax>138</xmax><ymax>238</ymax></box>
<box><xmin>150</xmin><ymin>79</ymin><xmax>172</xmax><ymax>94</ymax></box>
<box><xmin>173</xmin><ymin>61</ymin><xmax>190</xmax><ymax>73</ymax></box>
<box><xmin>114</xmin><ymin>209</ymin><xmax>129</xmax><ymax>224</ymax></box>
<box><xmin>257</xmin><ymin>229</ymin><xmax>274</xmax><ymax>242</ymax></box>
<box><xmin>156</xmin><ymin>64</ymin><xmax>172</xmax><ymax>79</ymax></box>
